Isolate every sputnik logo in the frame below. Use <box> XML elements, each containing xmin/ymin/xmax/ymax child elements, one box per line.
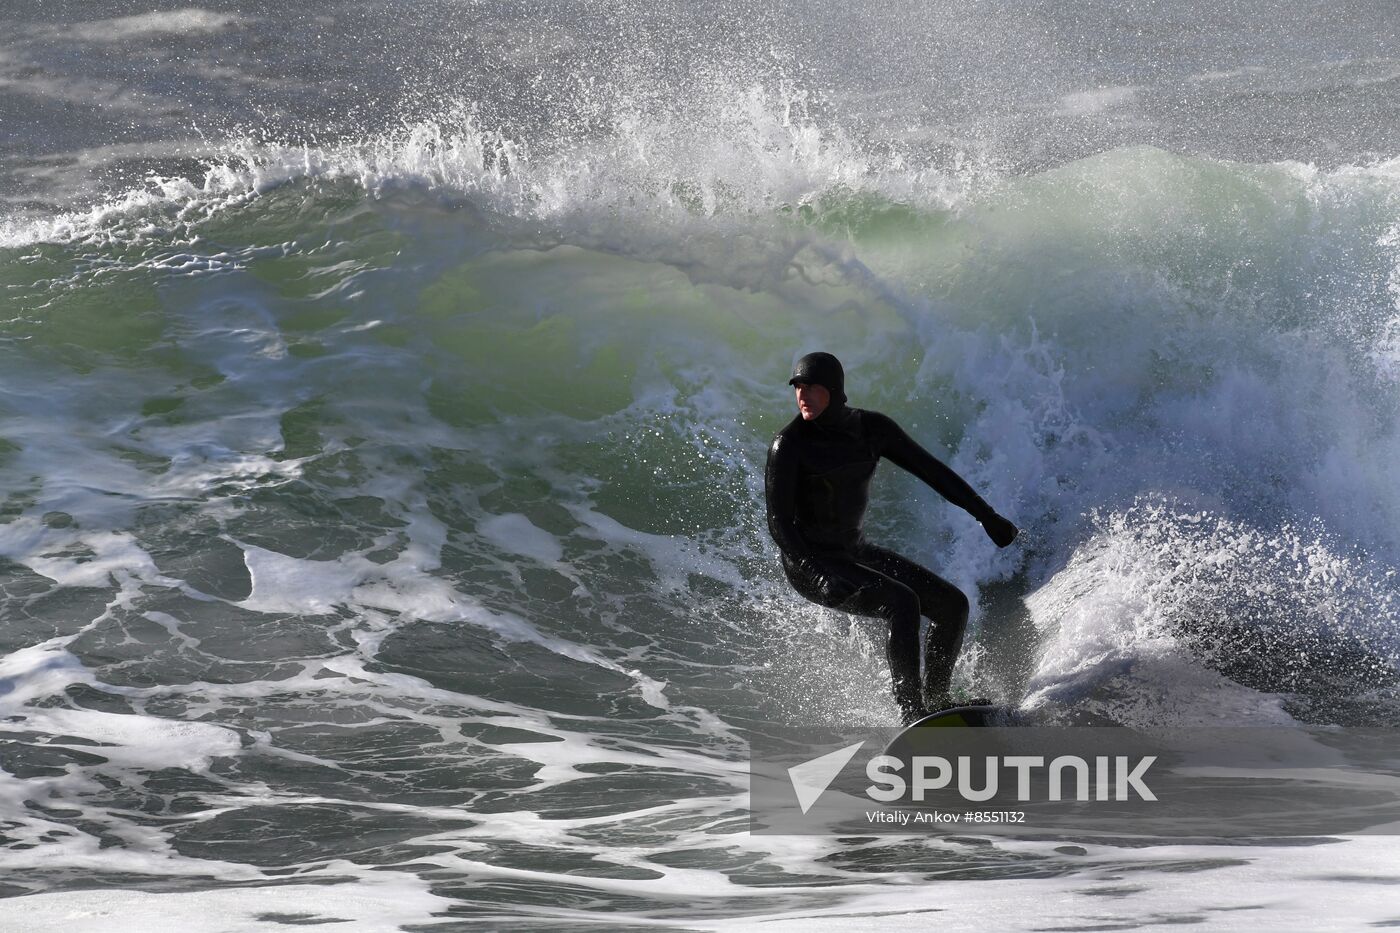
<box><xmin>788</xmin><ymin>741</ymin><xmax>865</xmax><ymax>814</ymax></box>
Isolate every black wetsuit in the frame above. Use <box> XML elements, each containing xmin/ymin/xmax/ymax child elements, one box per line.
<box><xmin>765</xmin><ymin>402</ymin><xmax>999</xmax><ymax>721</ymax></box>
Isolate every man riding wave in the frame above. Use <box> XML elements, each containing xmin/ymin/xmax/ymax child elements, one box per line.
<box><xmin>765</xmin><ymin>351</ymin><xmax>1019</xmax><ymax>724</ymax></box>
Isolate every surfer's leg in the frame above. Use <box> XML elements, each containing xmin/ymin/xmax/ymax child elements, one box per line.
<box><xmin>782</xmin><ymin>555</ymin><xmax>925</xmax><ymax>723</ymax></box>
<box><xmin>853</xmin><ymin>545</ymin><xmax>971</xmax><ymax>709</ymax></box>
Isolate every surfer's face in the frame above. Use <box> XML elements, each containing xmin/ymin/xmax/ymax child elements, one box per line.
<box><xmin>794</xmin><ymin>383</ymin><xmax>830</xmax><ymax>420</ymax></box>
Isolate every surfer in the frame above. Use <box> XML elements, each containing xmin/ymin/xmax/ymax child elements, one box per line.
<box><xmin>765</xmin><ymin>352</ymin><xmax>1019</xmax><ymax>725</ymax></box>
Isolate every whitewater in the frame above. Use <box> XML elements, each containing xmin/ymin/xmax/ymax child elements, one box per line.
<box><xmin>1</xmin><ymin>1</ymin><xmax>1399</xmax><ymax>929</ymax></box>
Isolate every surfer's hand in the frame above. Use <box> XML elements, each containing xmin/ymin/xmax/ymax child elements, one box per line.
<box><xmin>980</xmin><ymin>512</ymin><xmax>1019</xmax><ymax>548</ymax></box>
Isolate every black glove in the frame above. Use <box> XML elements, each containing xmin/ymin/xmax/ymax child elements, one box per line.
<box><xmin>980</xmin><ymin>512</ymin><xmax>1019</xmax><ymax>548</ymax></box>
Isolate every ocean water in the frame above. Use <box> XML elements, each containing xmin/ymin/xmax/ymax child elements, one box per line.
<box><xmin>2</xmin><ymin>2</ymin><xmax>1400</xmax><ymax>929</ymax></box>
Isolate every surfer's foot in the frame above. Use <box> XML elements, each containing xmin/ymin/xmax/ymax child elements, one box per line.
<box><xmin>924</xmin><ymin>692</ymin><xmax>953</xmax><ymax>713</ymax></box>
<box><xmin>925</xmin><ymin>693</ymin><xmax>992</xmax><ymax>712</ymax></box>
<box><xmin>898</xmin><ymin>702</ymin><xmax>928</xmax><ymax>727</ymax></box>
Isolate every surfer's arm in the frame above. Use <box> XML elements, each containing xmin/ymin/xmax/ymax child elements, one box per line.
<box><xmin>866</xmin><ymin>412</ymin><xmax>995</xmax><ymax>519</ymax></box>
<box><xmin>867</xmin><ymin>412</ymin><xmax>1019</xmax><ymax>547</ymax></box>
<box><xmin>765</xmin><ymin>433</ymin><xmax>816</xmax><ymax>562</ymax></box>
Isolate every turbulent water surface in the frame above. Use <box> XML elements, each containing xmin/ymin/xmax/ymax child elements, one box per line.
<box><xmin>2</xmin><ymin>1</ymin><xmax>1400</xmax><ymax>929</ymax></box>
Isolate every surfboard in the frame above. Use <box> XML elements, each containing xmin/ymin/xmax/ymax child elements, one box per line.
<box><xmin>882</xmin><ymin>704</ymin><xmax>1022</xmax><ymax>761</ymax></box>
<box><xmin>906</xmin><ymin>703</ymin><xmax>1021</xmax><ymax>728</ymax></box>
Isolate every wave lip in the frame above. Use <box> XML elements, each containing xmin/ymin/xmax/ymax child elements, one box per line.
<box><xmin>0</xmin><ymin>76</ymin><xmax>998</xmax><ymax>249</ymax></box>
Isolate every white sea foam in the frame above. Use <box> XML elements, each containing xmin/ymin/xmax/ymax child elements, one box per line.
<box><xmin>479</xmin><ymin>512</ymin><xmax>565</xmax><ymax>564</ymax></box>
<box><xmin>65</xmin><ymin>10</ymin><xmax>250</xmax><ymax>42</ymax></box>
<box><xmin>0</xmin><ymin>644</ymin><xmax>239</xmax><ymax>787</ymax></box>
<box><xmin>693</xmin><ymin>836</ymin><xmax>1400</xmax><ymax>931</ymax></box>
<box><xmin>239</xmin><ymin>544</ymin><xmax>361</xmax><ymax>615</ymax></box>
<box><xmin>1</xmin><ymin>875</ymin><xmax>451</xmax><ymax>932</ymax></box>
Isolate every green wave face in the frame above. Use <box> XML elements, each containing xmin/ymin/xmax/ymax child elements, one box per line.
<box><xmin>1</xmin><ymin>144</ymin><xmax>1399</xmax><ymax>732</ymax></box>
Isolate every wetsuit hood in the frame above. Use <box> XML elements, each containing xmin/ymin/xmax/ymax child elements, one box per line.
<box><xmin>788</xmin><ymin>352</ymin><xmax>847</xmax><ymax>408</ymax></box>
